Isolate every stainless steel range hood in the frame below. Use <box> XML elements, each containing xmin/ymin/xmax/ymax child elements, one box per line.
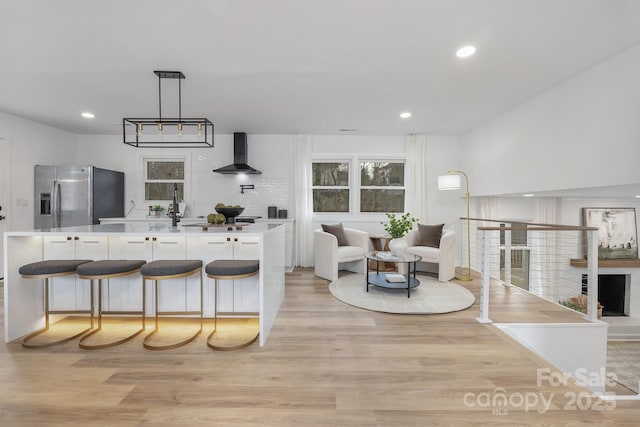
<box><xmin>213</xmin><ymin>132</ymin><xmax>262</xmax><ymax>175</ymax></box>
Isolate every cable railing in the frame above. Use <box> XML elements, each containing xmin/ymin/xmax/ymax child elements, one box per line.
<box><xmin>456</xmin><ymin>218</ymin><xmax>640</xmax><ymax>398</ymax></box>
<box><xmin>471</xmin><ymin>218</ymin><xmax>599</xmax><ymax>322</ymax></box>
<box><xmin>460</xmin><ymin>218</ymin><xmax>600</xmax><ymax>323</ymax></box>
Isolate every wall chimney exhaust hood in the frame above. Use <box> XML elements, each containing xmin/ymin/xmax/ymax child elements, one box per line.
<box><xmin>213</xmin><ymin>132</ymin><xmax>262</xmax><ymax>175</ymax></box>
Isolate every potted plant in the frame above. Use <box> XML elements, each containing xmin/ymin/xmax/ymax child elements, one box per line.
<box><xmin>152</xmin><ymin>204</ymin><xmax>165</xmax><ymax>217</ymax></box>
<box><xmin>559</xmin><ymin>296</ymin><xmax>603</xmax><ymax>319</ymax></box>
<box><xmin>382</xmin><ymin>212</ymin><xmax>417</xmax><ymax>256</ymax></box>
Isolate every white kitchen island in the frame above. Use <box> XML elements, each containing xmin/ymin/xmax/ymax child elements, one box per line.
<box><xmin>3</xmin><ymin>222</ymin><xmax>285</xmax><ymax>346</ymax></box>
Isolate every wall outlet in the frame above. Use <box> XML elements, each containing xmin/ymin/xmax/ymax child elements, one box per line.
<box><xmin>16</xmin><ymin>198</ymin><xmax>28</xmax><ymax>207</ymax></box>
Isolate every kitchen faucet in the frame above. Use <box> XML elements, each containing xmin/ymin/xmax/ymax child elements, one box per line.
<box><xmin>172</xmin><ymin>183</ymin><xmax>180</xmax><ymax>227</ymax></box>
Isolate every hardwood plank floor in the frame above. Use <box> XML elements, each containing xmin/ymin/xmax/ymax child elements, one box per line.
<box><xmin>0</xmin><ymin>270</ymin><xmax>638</xmax><ymax>426</ymax></box>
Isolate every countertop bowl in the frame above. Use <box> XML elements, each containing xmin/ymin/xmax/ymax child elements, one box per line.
<box><xmin>215</xmin><ymin>207</ymin><xmax>245</xmax><ymax>223</ymax></box>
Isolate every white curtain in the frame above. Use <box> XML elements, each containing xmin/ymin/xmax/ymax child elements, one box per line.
<box><xmin>479</xmin><ymin>197</ymin><xmax>500</xmax><ymax>222</ymax></box>
<box><xmin>530</xmin><ymin>197</ymin><xmax>559</xmax><ymax>299</ymax></box>
<box><xmin>293</xmin><ymin>133</ymin><xmax>314</xmax><ymax>267</ymax></box>
<box><xmin>478</xmin><ymin>197</ymin><xmax>500</xmax><ymax>278</ymax></box>
<box><xmin>405</xmin><ymin>134</ymin><xmax>427</xmax><ymax>223</ymax></box>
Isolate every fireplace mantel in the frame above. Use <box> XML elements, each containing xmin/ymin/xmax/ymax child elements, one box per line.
<box><xmin>570</xmin><ymin>258</ymin><xmax>640</xmax><ymax>268</ymax></box>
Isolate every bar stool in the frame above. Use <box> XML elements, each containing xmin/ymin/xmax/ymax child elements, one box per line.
<box><xmin>19</xmin><ymin>259</ymin><xmax>94</xmax><ymax>348</ymax></box>
<box><xmin>205</xmin><ymin>259</ymin><xmax>260</xmax><ymax>351</ymax></box>
<box><xmin>76</xmin><ymin>260</ymin><xmax>147</xmax><ymax>350</ymax></box>
<box><xmin>141</xmin><ymin>260</ymin><xmax>203</xmax><ymax>350</ymax></box>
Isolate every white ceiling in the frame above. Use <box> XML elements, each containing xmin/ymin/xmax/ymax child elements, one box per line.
<box><xmin>1</xmin><ymin>0</ymin><xmax>640</xmax><ymax>136</ymax></box>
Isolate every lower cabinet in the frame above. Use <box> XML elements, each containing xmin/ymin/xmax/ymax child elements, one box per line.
<box><xmin>187</xmin><ymin>235</ymin><xmax>233</xmax><ymax>316</ymax></box>
<box><xmin>187</xmin><ymin>235</ymin><xmax>260</xmax><ymax>315</ymax></box>
<box><xmin>44</xmin><ymin>235</ymin><xmax>108</xmax><ymax>311</ymax></box>
<box><xmin>43</xmin><ymin>234</ymin><xmax>261</xmax><ymax>316</ymax></box>
<box><xmin>106</xmin><ymin>236</ymin><xmax>152</xmax><ymax>312</ymax></box>
<box><xmin>229</xmin><ymin>236</ymin><xmax>260</xmax><ymax>313</ymax></box>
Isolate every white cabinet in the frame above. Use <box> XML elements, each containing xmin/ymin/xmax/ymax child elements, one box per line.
<box><xmin>230</xmin><ymin>236</ymin><xmax>260</xmax><ymax>313</ymax></box>
<box><xmin>186</xmin><ymin>235</ymin><xmax>260</xmax><ymax>315</ymax></box>
<box><xmin>107</xmin><ymin>235</ymin><xmax>189</xmax><ymax>314</ymax></box>
<box><xmin>43</xmin><ymin>235</ymin><xmax>108</xmax><ymax>310</ymax></box>
<box><xmin>42</xmin><ymin>232</ymin><xmax>262</xmax><ymax>316</ymax></box>
<box><xmin>186</xmin><ymin>236</ymin><xmax>233</xmax><ymax>316</ymax></box>
<box><xmin>150</xmin><ymin>236</ymin><xmax>189</xmax><ymax>313</ymax></box>
<box><xmin>107</xmin><ymin>236</ymin><xmax>152</xmax><ymax>312</ymax></box>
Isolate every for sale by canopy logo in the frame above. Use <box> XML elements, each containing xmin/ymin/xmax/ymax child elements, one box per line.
<box><xmin>462</xmin><ymin>368</ymin><xmax>617</xmax><ymax>415</ymax></box>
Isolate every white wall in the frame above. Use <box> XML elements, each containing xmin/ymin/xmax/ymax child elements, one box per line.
<box><xmin>75</xmin><ymin>134</ymin><xmax>293</xmax><ymax>219</ymax></box>
<box><xmin>0</xmin><ymin>112</ymin><xmax>78</xmax><ymax>231</ymax></box>
<box><xmin>460</xmin><ymin>44</ymin><xmax>640</xmax><ymax>197</ymax></box>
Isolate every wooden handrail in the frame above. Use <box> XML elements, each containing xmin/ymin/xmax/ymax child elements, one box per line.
<box><xmin>461</xmin><ymin>217</ymin><xmax>598</xmax><ymax>232</ymax></box>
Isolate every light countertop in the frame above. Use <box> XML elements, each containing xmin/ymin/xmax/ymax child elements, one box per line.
<box><xmin>6</xmin><ymin>222</ymin><xmax>285</xmax><ymax>237</ymax></box>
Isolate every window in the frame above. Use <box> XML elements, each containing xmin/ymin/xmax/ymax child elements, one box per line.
<box><xmin>359</xmin><ymin>161</ymin><xmax>405</xmax><ymax>213</ymax></box>
<box><xmin>312</xmin><ymin>158</ymin><xmax>406</xmax><ymax>214</ymax></box>
<box><xmin>312</xmin><ymin>161</ymin><xmax>350</xmax><ymax>212</ymax></box>
<box><xmin>144</xmin><ymin>159</ymin><xmax>185</xmax><ymax>201</ymax></box>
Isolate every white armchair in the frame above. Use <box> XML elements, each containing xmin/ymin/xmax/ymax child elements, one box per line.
<box><xmin>314</xmin><ymin>227</ymin><xmax>369</xmax><ymax>281</ymax></box>
<box><xmin>402</xmin><ymin>228</ymin><xmax>456</xmax><ymax>282</ymax></box>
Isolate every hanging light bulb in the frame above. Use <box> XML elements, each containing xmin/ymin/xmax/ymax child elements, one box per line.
<box><xmin>197</xmin><ymin>123</ymin><xmax>203</xmax><ymax>136</ymax></box>
<box><xmin>157</xmin><ymin>123</ymin><xmax>164</xmax><ymax>136</ymax></box>
<box><xmin>137</xmin><ymin>123</ymin><xmax>144</xmax><ymax>136</ymax></box>
<box><xmin>177</xmin><ymin>123</ymin><xmax>183</xmax><ymax>137</ymax></box>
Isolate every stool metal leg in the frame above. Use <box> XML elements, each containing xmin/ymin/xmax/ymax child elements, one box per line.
<box><xmin>79</xmin><ymin>275</ymin><xmax>146</xmax><ymax>350</ymax></box>
<box><xmin>22</xmin><ymin>277</ymin><xmax>93</xmax><ymax>349</ymax></box>
<box><xmin>143</xmin><ymin>269</ymin><xmax>203</xmax><ymax>351</ymax></box>
<box><xmin>206</xmin><ymin>278</ymin><xmax>219</xmax><ymax>347</ymax></box>
<box><xmin>206</xmin><ymin>272</ymin><xmax>259</xmax><ymax>351</ymax></box>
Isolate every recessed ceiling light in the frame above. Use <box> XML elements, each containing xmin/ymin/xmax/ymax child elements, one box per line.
<box><xmin>400</xmin><ymin>112</ymin><xmax>411</xmax><ymax>119</ymax></box>
<box><xmin>523</xmin><ymin>194</ymin><xmax>535</xmax><ymax>197</ymax></box>
<box><xmin>456</xmin><ymin>45</ymin><xmax>476</xmax><ymax>58</ymax></box>
<box><xmin>635</xmin><ymin>195</ymin><xmax>640</xmax><ymax>198</ymax></box>
<box><xmin>81</xmin><ymin>112</ymin><xmax>95</xmax><ymax>119</ymax></box>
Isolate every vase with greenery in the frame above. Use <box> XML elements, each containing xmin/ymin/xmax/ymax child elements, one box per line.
<box><xmin>152</xmin><ymin>204</ymin><xmax>165</xmax><ymax>217</ymax></box>
<box><xmin>382</xmin><ymin>212</ymin><xmax>417</xmax><ymax>256</ymax></box>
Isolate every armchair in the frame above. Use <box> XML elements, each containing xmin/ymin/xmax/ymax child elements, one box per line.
<box><xmin>402</xmin><ymin>228</ymin><xmax>456</xmax><ymax>282</ymax></box>
<box><xmin>314</xmin><ymin>227</ymin><xmax>369</xmax><ymax>281</ymax></box>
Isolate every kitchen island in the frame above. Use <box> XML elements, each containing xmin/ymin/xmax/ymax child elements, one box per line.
<box><xmin>3</xmin><ymin>222</ymin><xmax>285</xmax><ymax>346</ymax></box>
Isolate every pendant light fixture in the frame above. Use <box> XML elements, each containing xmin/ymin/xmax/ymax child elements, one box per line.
<box><xmin>123</xmin><ymin>70</ymin><xmax>214</xmax><ymax>148</ymax></box>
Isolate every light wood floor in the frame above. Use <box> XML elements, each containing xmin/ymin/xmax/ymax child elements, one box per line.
<box><xmin>0</xmin><ymin>269</ymin><xmax>639</xmax><ymax>426</ymax></box>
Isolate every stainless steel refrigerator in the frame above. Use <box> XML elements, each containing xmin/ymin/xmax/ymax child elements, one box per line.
<box><xmin>35</xmin><ymin>165</ymin><xmax>125</xmax><ymax>228</ymax></box>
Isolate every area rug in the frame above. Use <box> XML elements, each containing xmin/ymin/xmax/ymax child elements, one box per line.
<box><xmin>329</xmin><ymin>273</ymin><xmax>475</xmax><ymax>314</ymax></box>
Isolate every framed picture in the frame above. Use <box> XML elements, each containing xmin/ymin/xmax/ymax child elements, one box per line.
<box><xmin>583</xmin><ymin>207</ymin><xmax>638</xmax><ymax>260</ymax></box>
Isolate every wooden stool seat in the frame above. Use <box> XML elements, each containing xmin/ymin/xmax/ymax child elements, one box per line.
<box><xmin>19</xmin><ymin>259</ymin><xmax>94</xmax><ymax>348</ymax></box>
<box><xmin>141</xmin><ymin>260</ymin><xmax>203</xmax><ymax>351</ymax></box>
<box><xmin>205</xmin><ymin>259</ymin><xmax>259</xmax><ymax>351</ymax></box>
<box><xmin>76</xmin><ymin>260</ymin><xmax>147</xmax><ymax>350</ymax></box>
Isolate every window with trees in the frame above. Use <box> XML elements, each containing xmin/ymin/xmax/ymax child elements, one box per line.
<box><xmin>359</xmin><ymin>161</ymin><xmax>405</xmax><ymax>213</ymax></box>
<box><xmin>312</xmin><ymin>161</ymin><xmax>350</xmax><ymax>212</ymax></box>
<box><xmin>312</xmin><ymin>158</ymin><xmax>406</xmax><ymax>213</ymax></box>
<box><xmin>144</xmin><ymin>159</ymin><xmax>186</xmax><ymax>201</ymax></box>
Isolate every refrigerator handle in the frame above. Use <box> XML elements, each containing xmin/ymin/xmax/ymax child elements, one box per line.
<box><xmin>51</xmin><ymin>180</ymin><xmax>57</xmax><ymax>227</ymax></box>
<box><xmin>52</xmin><ymin>180</ymin><xmax>60</xmax><ymax>228</ymax></box>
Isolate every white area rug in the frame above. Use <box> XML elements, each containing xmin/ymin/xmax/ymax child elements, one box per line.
<box><xmin>329</xmin><ymin>273</ymin><xmax>475</xmax><ymax>314</ymax></box>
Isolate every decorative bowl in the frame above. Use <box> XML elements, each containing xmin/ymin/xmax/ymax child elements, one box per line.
<box><xmin>215</xmin><ymin>207</ymin><xmax>245</xmax><ymax>223</ymax></box>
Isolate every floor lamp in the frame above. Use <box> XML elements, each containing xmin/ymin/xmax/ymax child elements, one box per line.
<box><xmin>438</xmin><ymin>170</ymin><xmax>473</xmax><ymax>281</ymax></box>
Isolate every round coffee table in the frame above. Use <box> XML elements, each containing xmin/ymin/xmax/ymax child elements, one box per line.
<box><xmin>365</xmin><ymin>251</ymin><xmax>422</xmax><ymax>298</ymax></box>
